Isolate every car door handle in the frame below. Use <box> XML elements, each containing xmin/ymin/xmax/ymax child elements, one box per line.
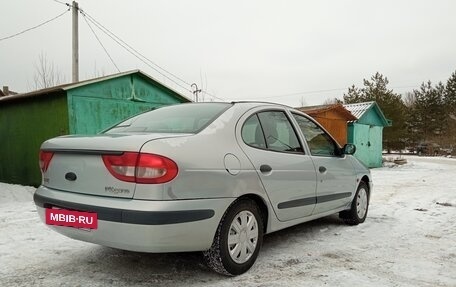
<box><xmin>319</xmin><ymin>166</ymin><xmax>327</xmax><ymax>173</ymax></box>
<box><xmin>260</xmin><ymin>164</ymin><xmax>272</xmax><ymax>173</ymax></box>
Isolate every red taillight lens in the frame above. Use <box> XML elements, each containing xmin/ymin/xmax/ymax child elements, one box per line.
<box><xmin>102</xmin><ymin>152</ymin><xmax>138</xmax><ymax>182</ymax></box>
<box><xmin>136</xmin><ymin>153</ymin><xmax>179</xmax><ymax>184</ymax></box>
<box><xmin>39</xmin><ymin>150</ymin><xmax>54</xmax><ymax>173</ymax></box>
<box><xmin>102</xmin><ymin>152</ymin><xmax>178</xmax><ymax>184</ymax></box>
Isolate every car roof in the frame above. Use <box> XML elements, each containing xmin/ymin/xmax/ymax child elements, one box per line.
<box><xmin>173</xmin><ymin>101</ymin><xmax>302</xmax><ymax>115</ymax></box>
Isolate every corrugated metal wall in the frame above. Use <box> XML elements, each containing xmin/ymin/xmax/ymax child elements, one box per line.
<box><xmin>0</xmin><ymin>72</ymin><xmax>190</xmax><ymax>186</ymax></box>
<box><xmin>67</xmin><ymin>74</ymin><xmax>186</xmax><ymax>134</ymax></box>
<box><xmin>348</xmin><ymin>122</ymin><xmax>384</xmax><ymax>168</ymax></box>
<box><xmin>0</xmin><ymin>94</ymin><xmax>69</xmax><ymax>185</ymax></box>
<box><xmin>311</xmin><ymin>111</ymin><xmax>349</xmax><ymax>146</ymax></box>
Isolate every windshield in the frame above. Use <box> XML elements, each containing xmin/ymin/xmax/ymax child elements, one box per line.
<box><xmin>105</xmin><ymin>103</ymin><xmax>232</xmax><ymax>134</ymax></box>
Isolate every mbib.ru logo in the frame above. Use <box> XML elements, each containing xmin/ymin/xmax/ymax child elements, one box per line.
<box><xmin>45</xmin><ymin>208</ymin><xmax>97</xmax><ymax>229</ymax></box>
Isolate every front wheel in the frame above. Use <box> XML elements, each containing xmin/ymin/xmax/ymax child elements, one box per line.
<box><xmin>340</xmin><ymin>181</ymin><xmax>369</xmax><ymax>225</ymax></box>
<box><xmin>203</xmin><ymin>199</ymin><xmax>264</xmax><ymax>276</ymax></box>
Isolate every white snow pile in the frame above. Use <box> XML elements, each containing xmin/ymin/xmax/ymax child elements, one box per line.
<box><xmin>0</xmin><ymin>156</ymin><xmax>455</xmax><ymax>287</ymax></box>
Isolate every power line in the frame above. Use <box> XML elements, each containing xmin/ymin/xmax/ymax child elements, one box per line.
<box><xmin>390</xmin><ymin>85</ymin><xmax>421</xmax><ymax>91</ymax></box>
<box><xmin>81</xmin><ymin>13</ymin><xmax>120</xmax><ymax>72</ymax></box>
<box><xmin>80</xmin><ymin>10</ymin><xmax>193</xmax><ymax>91</ymax></box>
<box><xmin>258</xmin><ymin>84</ymin><xmax>422</xmax><ymax>100</ymax></box>
<box><xmin>0</xmin><ymin>8</ymin><xmax>70</xmax><ymax>42</ymax></box>
<box><xmin>201</xmin><ymin>90</ymin><xmax>226</xmax><ymax>101</ymax></box>
<box><xmin>261</xmin><ymin>88</ymin><xmax>346</xmax><ymax>99</ymax></box>
<box><xmin>52</xmin><ymin>0</ymin><xmax>70</xmax><ymax>6</ymax></box>
<box><xmin>84</xmin><ymin>17</ymin><xmax>192</xmax><ymax>93</ymax></box>
<box><xmin>48</xmin><ymin>2</ymin><xmax>204</xmax><ymax>98</ymax></box>
<box><xmin>80</xmin><ymin>10</ymin><xmax>192</xmax><ymax>94</ymax></box>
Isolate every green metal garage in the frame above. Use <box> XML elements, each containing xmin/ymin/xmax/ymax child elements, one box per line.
<box><xmin>344</xmin><ymin>101</ymin><xmax>392</xmax><ymax>168</ymax></box>
<box><xmin>0</xmin><ymin>70</ymin><xmax>190</xmax><ymax>186</ymax></box>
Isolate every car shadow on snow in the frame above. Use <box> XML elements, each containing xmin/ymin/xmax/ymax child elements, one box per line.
<box><xmin>261</xmin><ymin>214</ymin><xmax>345</xmax><ymax>251</ymax></box>
<box><xmin>46</xmin><ymin>214</ymin><xmax>347</xmax><ymax>285</ymax></box>
<box><xmin>77</xmin><ymin>247</ymin><xmax>211</xmax><ymax>284</ymax></box>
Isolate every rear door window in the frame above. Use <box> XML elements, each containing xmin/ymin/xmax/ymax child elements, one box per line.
<box><xmin>241</xmin><ymin>114</ymin><xmax>267</xmax><ymax>148</ymax></box>
<box><xmin>242</xmin><ymin>111</ymin><xmax>303</xmax><ymax>153</ymax></box>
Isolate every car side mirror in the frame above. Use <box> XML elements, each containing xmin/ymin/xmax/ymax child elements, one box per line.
<box><xmin>342</xmin><ymin>144</ymin><xmax>356</xmax><ymax>155</ymax></box>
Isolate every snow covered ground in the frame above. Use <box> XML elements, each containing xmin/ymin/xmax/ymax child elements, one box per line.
<box><xmin>1</xmin><ymin>156</ymin><xmax>455</xmax><ymax>286</ymax></box>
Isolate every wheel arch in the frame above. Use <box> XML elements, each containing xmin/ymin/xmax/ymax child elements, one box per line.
<box><xmin>359</xmin><ymin>175</ymin><xmax>371</xmax><ymax>202</ymax></box>
<box><xmin>237</xmin><ymin>193</ymin><xmax>269</xmax><ymax>234</ymax></box>
<box><xmin>360</xmin><ymin>175</ymin><xmax>370</xmax><ymax>186</ymax></box>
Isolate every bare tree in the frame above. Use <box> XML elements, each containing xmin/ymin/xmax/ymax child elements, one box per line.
<box><xmin>323</xmin><ymin>97</ymin><xmax>342</xmax><ymax>105</ymax></box>
<box><xmin>32</xmin><ymin>52</ymin><xmax>66</xmax><ymax>89</ymax></box>
<box><xmin>403</xmin><ymin>92</ymin><xmax>416</xmax><ymax>108</ymax></box>
<box><xmin>299</xmin><ymin>96</ymin><xmax>307</xmax><ymax>107</ymax></box>
<box><xmin>91</xmin><ymin>61</ymin><xmax>106</xmax><ymax>78</ymax></box>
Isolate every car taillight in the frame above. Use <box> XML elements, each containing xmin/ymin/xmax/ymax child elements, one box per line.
<box><xmin>102</xmin><ymin>152</ymin><xmax>178</xmax><ymax>184</ymax></box>
<box><xmin>39</xmin><ymin>150</ymin><xmax>54</xmax><ymax>173</ymax></box>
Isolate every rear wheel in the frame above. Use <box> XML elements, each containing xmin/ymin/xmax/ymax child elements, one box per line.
<box><xmin>340</xmin><ymin>181</ymin><xmax>369</xmax><ymax>225</ymax></box>
<box><xmin>203</xmin><ymin>199</ymin><xmax>263</xmax><ymax>276</ymax></box>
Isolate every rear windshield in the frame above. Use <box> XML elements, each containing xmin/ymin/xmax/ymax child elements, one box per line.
<box><xmin>105</xmin><ymin>103</ymin><xmax>232</xmax><ymax>134</ymax></box>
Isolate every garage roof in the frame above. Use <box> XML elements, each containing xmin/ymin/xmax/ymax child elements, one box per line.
<box><xmin>0</xmin><ymin>70</ymin><xmax>191</xmax><ymax>103</ymax></box>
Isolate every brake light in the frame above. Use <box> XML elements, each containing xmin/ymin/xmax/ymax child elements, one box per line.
<box><xmin>39</xmin><ymin>150</ymin><xmax>54</xmax><ymax>173</ymax></box>
<box><xmin>102</xmin><ymin>152</ymin><xmax>178</xmax><ymax>184</ymax></box>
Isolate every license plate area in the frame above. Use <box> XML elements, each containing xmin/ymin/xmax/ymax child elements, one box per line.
<box><xmin>45</xmin><ymin>207</ymin><xmax>98</xmax><ymax>230</ymax></box>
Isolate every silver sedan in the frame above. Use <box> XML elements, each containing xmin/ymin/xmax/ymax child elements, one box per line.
<box><xmin>34</xmin><ymin>102</ymin><xmax>372</xmax><ymax>275</ymax></box>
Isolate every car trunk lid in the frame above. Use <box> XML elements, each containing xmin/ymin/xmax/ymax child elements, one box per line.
<box><xmin>40</xmin><ymin>133</ymin><xmax>188</xmax><ymax>199</ymax></box>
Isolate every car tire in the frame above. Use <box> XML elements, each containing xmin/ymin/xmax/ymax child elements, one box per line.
<box><xmin>203</xmin><ymin>199</ymin><xmax>264</xmax><ymax>276</ymax></box>
<box><xmin>340</xmin><ymin>181</ymin><xmax>369</xmax><ymax>225</ymax></box>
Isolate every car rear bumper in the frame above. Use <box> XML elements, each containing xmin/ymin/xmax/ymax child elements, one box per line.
<box><xmin>34</xmin><ymin>186</ymin><xmax>234</xmax><ymax>253</ymax></box>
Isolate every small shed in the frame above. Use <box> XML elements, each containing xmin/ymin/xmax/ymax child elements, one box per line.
<box><xmin>0</xmin><ymin>70</ymin><xmax>191</xmax><ymax>186</ymax></box>
<box><xmin>344</xmin><ymin>101</ymin><xmax>392</xmax><ymax>168</ymax></box>
<box><xmin>298</xmin><ymin>104</ymin><xmax>357</xmax><ymax>146</ymax></box>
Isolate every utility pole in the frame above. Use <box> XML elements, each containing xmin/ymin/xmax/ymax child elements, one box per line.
<box><xmin>191</xmin><ymin>83</ymin><xmax>201</xmax><ymax>102</ymax></box>
<box><xmin>72</xmin><ymin>1</ymin><xmax>79</xmax><ymax>83</ymax></box>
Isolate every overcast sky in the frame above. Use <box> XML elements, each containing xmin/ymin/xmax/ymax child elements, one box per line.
<box><xmin>1</xmin><ymin>0</ymin><xmax>456</xmax><ymax>106</ymax></box>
